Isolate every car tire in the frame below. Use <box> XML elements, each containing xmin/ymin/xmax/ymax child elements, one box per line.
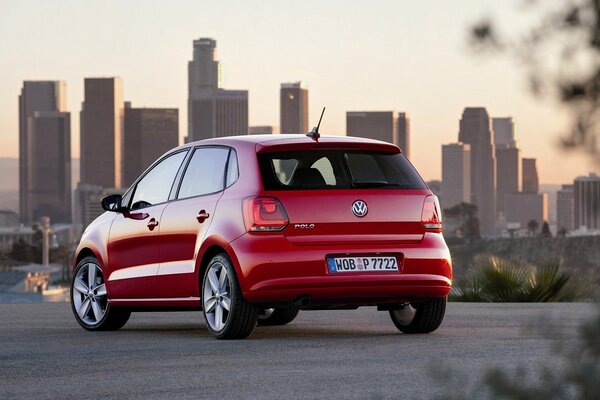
<box><xmin>389</xmin><ymin>297</ymin><xmax>446</xmax><ymax>334</ymax></box>
<box><xmin>202</xmin><ymin>254</ymin><xmax>258</xmax><ymax>339</ymax></box>
<box><xmin>71</xmin><ymin>256</ymin><xmax>130</xmax><ymax>331</ymax></box>
<box><xmin>257</xmin><ymin>307</ymin><xmax>300</xmax><ymax>326</ymax></box>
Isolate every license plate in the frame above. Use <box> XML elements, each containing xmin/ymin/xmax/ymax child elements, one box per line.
<box><xmin>327</xmin><ymin>256</ymin><xmax>400</xmax><ymax>273</ymax></box>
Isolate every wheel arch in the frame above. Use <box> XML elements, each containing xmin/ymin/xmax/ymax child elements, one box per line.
<box><xmin>195</xmin><ymin>237</ymin><xmax>245</xmax><ymax>297</ymax></box>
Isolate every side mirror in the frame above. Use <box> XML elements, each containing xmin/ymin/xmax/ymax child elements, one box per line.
<box><xmin>101</xmin><ymin>194</ymin><xmax>124</xmax><ymax>212</ymax></box>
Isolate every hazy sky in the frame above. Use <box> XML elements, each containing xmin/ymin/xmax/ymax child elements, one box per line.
<box><xmin>0</xmin><ymin>0</ymin><xmax>597</xmax><ymax>183</ymax></box>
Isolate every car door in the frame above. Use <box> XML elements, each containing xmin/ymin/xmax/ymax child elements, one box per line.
<box><xmin>106</xmin><ymin>150</ymin><xmax>188</xmax><ymax>299</ymax></box>
<box><xmin>156</xmin><ymin>146</ymin><xmax>233</xmax><ymax>298</ymax></box>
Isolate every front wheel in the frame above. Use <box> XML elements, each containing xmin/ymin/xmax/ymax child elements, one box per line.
<box><xmin>70</xmin><ymin>256</ymin><xmax>130</xmax><ymax>331</ymax></box>
<box><xmin>389</xmin><ymin>297</ymin><xmax>446</xmax><ymax>334</ymax></box>
<box><xmin>202</xmin><ymin>254</ymin><xmax>258</xmax><ymax>339</ymax></box>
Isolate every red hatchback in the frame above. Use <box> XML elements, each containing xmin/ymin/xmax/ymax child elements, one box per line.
<box><xmin>71</xmin><ymin>135</ymin><xmax>451</xmax><ymax>339</ymax></box>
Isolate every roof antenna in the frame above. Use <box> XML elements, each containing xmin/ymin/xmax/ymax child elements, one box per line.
<box><xmin>306</xmin><ymin>107</ymin><xmax>326</xmax><ymax>142</ymax></box>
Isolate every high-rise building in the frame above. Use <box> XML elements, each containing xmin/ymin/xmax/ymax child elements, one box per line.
<box><xmin>492</xmin><ymin>117</ymin><xmax>516</xmax><ymax>147</ymax></box>
<box><xmin>74</xmin><ymin>184</ymin><xmax>125</xmax><ymax>228</ymax></box>
<box><xmin>280</xmin><ymin>82</ymin><xmax>309</xmax><ymax>134</ymax></box>
<box><xmin>505</xmin><ymin>192</ymin><xmax>548</xmax><ymax>230</ymax></box>
<box><xmin>458</xmin><ymin>107</ymin><xmax>496</xmax><ymax>235</ymax></box>
<box><xmin>29</xmin><ymin>112</ymin><xmax>72</xmax><ymax>223</ymax></box>
<box><xmin>441</xmin><ymin>143</ymin><xmax>471</xmax><ymax>210</ymax></box>
<box><xmin>187</xmin><ymin>38</ymin><xmax>248</xmax><ymax>142</ymax></box>
<box><xmin>557</xmin><ymin>184</ymin><xmax>574</xmax><ymax>232</ymax></box>
<box><xmin>397</xmin><ymin>112</ymin><xmax>410</xmax><ymax>159</ymax></box>
<box><xmin>123</xmin><ymin>104</ymin><xmax>179</xmax><ymax>187</ymax></box>
<box><xmin>495</xmin><ymin>146</ymin><xmax>521</xmax><ymax>216</ymax></box>
<box><xmin>346</xmin><ymin>111</ymin><xmax>410</xmax><ymax>151</ymax></box>
<box><xmin>522</xmin><ymin>158</ymin><xmax>539</xmax><ymax>194</ymax></box>
<box><xmin>80</xmin><ymin>77</ymin><xmax>124</xmax><ymax>188</ymax></box>
<box><xmin>18</xmin><ymin>81</ymin><xmax>67</xmax><ymax>223</ymax></box>
<box><xmin>249</xmin><ymin>126</ymin><xmax>274</xmax><ymax>134</ymax></box>
<box><xmin>574</xmin><ymin>173</ymin><xmax>600</xmax><ymax>230</ymax></box>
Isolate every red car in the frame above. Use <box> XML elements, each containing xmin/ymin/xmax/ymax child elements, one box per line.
<box><xmin>71</xmin><ymin>134</ymin><xmax>451</xmax><ymax>339</ymax></box>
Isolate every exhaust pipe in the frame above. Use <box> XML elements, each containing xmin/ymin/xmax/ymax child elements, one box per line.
<box><xmin>294</xmin><ymin>295</ymin><xmax>311</xmax><ymax>309</ymax></box>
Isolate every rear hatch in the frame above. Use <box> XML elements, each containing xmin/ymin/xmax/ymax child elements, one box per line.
<box><xmin>257</xmin><ymin>143</ymin><xmax>431</xmax><ymax>246</ymax></box>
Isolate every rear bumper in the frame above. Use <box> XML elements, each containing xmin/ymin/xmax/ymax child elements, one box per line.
<box><xmin>227</xmin><ymin>232</ymin><xmax>452</xmax><ymax>306</ymax></box>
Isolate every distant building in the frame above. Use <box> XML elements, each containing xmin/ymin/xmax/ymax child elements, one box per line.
<box><xmin>0</xmin><ymin>210</ymin><xmax>18</xmax><ymax>227</ymax></box>
<box><xmin>19</xmin><ymin>81</ymin><xmax>67</xmax><ymax>224</ymax></box>
<box><xmin>74</xmin><ymin>184</ymin><xmax>126</xmax><ymax>229</ymax></box>
<box><xmin>557</xmin><ymin>184</ymin><xmax>574</xmax><ymax>232</ymax></box>
<box><xmin>458</xmin><ymin>107</ymin><xmax>496</xmax><ymax>235</ymax></box>
<box><xmin>346</xmin><ymin>111</ymin><xmax>410</xmax><ymax>151</ymax></box>
<box><xmin>187</xmin><ymin>38</ymin><xmax>248</xmax><ymax>141</ymax></box>
<box><xmin>505</xmin><ymin>192</ymin><xmax>548</xmax><ymax>230</ymax></box>
<box><xmin>495</xmin><ymin>146</ymin><xmax>521</xmax><ymax>217</ymax></box>
<box><xmin>426</xmin><ymin>180</ymin><xmax>442</xmax><ymax>197</ymax></box>
<box><xmin>397</xmin><ymin>112</ymin><xmax>410</xmax><ymax>159</ymax></box>
<box><xmin>492</xmin><ymin>117</ymin><xmax>516</xmax><ymax>148</ymax></box>
<box><xmin>80</xmin><ymin>77</ymin><xmax>124</xmax><ymax>188</ymax></box>
<box><xmin>522</xmin><ymin>158</ymin><xmax>539</xmax><ymax>194</ymax></box>
<box><xmin>249</xmin><ymin>126</ymin><xmax>274</xmax><ymax>134</ymax></box>
<box><xmin>441</xmin><ymin>143</ymin><xmax>471</xmax><ymax>210</ymax></box>
<box><xmin>123</xmin><ymin>104</ymin><xmax>179</xmax><ymax>187</ymax></box>
<box><xmin>280</xmin><ymin>82</ymin><xmax>308</xmax><ymax>134</ymax></box>
<box><xmin>29</xmin><ymin>112</ymin><xmax>72</xmax><ymax>223</ymax></box>
<box><xmin>574</xmin><ymin>173</ymin><xmax>600</xmax><ymax>230</ymax></box>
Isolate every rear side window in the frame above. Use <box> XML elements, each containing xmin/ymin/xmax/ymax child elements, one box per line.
<box><xmin>178</xmin><ymin>147</ymin><xmax>230</xmax><ymax>199</ymax></box>
<box><xmin>259</xmin><ymin>150</ymin><xmax>426</xmax><ymax>190</ymax></box>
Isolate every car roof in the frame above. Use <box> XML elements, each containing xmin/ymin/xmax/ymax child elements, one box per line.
<box><xmin>177</xmin><ymin>134</ymin><xmax>401</xmax><ymax>153</ymax></box>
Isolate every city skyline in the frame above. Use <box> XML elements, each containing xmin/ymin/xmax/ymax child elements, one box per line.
<box><xmin>0</xmin><ymin>1</ymin><xmax>598</xmax><ymax>184</ymax></box>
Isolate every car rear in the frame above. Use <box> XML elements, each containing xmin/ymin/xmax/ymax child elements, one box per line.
<box><xmin>228</xmin><ymin>137</ymin><xmax>452</xmax><ymax>308</ymax></box>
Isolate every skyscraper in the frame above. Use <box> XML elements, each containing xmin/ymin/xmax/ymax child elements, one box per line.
<box><xmin>80</xmin><ymin>77</ymin><xmax>124</xmax><ymax>188</ymax></box>
<box><xmin>280</xmin><ymin>82</ymin><xmax>309</xmax><ymax>134</ymax></box>
<box><xmin>346</xmin><ymin>111</ymin><xmax>409</xmax><ymax>151</ymax></box>
<box><xmin>441</xmin><ymin>143</ymin><xmax>471</xmax><ymax>210</ymax></box>
<box><xmin>249</xmin><ymin>126</ymin><xmax>274</xmax><ymax>134</ymax></box>
<box><xmin>522</xmin><ymin>158</ymin><xmax>539</xmax><ymax>194</ymax></box>
<box><xmin>122</xmin><ymin>104</ymin><xmax>179</xmax><ymax>187</ymax></box>
<box><xmin>492</xmin><ymin>117</ymin><xmax>516</xmax><ymax>147</ymax></box>
<box><xmin>187</xmin><ymin>38</ymin><xmax>248</xmax><ymax>141</ymax></box>
<box><xmin>557</xmin><ymin>184</ymin><xmax>574</xmax><ymax>232</ymax></box>
<box><xmin>397</xmin><ymin>112</ymin><xmax>410</xmax><ymax>159</ymax></box>
<box><xmin>29</xmin><ymin>112</ymin><xmax>71</xmax><ymax>223</ymax></box>
<box><xmin>574</xmin><ymin>173</ymin><xmax>600</xmax><ymax>230</ymax></box>
<box><xmin>18</xmin><ymin>81</ymin><xmax>67</xmax><ymax>223</ymax></box>
<box><xmin>505</xmin><ymin>192</ymin><xmax>548</xmax><ymax>230</ymax></box>
<box><xmin>458</xmin><ymin>107</ymin><xmax>496</xmax><ymax>235</ymax></box>
<box><xmin>495</xmin><ymin>146</ymin><xmax>521</xmax><ymax>216</ymax></box>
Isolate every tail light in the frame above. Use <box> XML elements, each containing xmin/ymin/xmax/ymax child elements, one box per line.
<box><xmin>243</xmin><ymin>197</ymin><xmax>289</xmax><ymax>232</ymax></box>
<box><xmin>421</xmin><ymin>195</ymin><xmax>442</xmax><ymax>232</ymax></box>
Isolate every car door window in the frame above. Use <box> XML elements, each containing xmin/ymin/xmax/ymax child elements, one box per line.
<box><xmin>178</xmin><ymin>147</ymin><xmax>230</xmax><ymax>199</ymax></box>
<box><xmin>225</xmin><ymin>149</ymin><xmax>239</xmax><ymax>187</ymax></box>
<box><xmin>130</xmin><ymin>151</ymin><xmax>187</xmax><ymax>210</ymax></box>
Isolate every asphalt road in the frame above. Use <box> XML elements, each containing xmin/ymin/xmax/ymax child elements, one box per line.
<box><xmin>0</xmin><ymin>302</ymin><xmax>596</xmax><ymax>400</ymax></box>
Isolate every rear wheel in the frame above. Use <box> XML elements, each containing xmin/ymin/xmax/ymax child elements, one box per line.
<box><xmin>70</xmin><ymin>256</ymin><xmax>130</xmax><ymax>331</ymax></box>
<box><xmin>202</xmin><ymin>254</ymin><xmax>258</xmax><ymax>339</ymax></box>
<box><xmin>257</xmin><ymin>307</ymin><xmax>299</xmax><ymax>326</ymax></box>
<box><xmin>389</xmin><ymin>297</ymin><xmax>446</xmax><ymax>334</ymax></box>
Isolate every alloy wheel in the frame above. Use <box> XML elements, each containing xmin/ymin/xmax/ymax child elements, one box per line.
<box><xmin>203</xmin><ymin>262</ymin><xmax>231</xmax><ymax>331</ymax></box>
<box><xmin>72</xmin><ymin>262</ymin><xmax>108</xmax><ymax>326</ymax></box>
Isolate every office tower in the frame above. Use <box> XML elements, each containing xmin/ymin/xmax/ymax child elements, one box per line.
<box><xmin>441</xmin><ymin>143</ymin><xmax>471</xmax><ymax>210</ymax></box>
<box><xmin>397</xmin><ymin>113</ymin><xmax>410</xmax><ymax>158</ymax></box>
<box><xmin>249</xmin><ymin>126</ymin><xmax>274</xmax><ymax>134</ymax></box>
<box><xmin>80</xmin><ymin>77</ymin><xmax>124</xmax><ymax>188</ymax></box>
<box><xmin>123</xmin><ymin>104</ymin><xmax>179</xmax><ymax>187</ymax></box>
<box><xmin>74</xmin><ymin>184</ymin><xmax>126</xmax><ymax>228</ymax></box>
<box><xmin>522</xmin><ymin>158</ymin><xmax>539</xmax><ymax>193</ymax></box>
<box><xmin>505</xmin><ymin>192</ymin><xmax>548</xmax><ymax>230</ymax></box>
<box><xmin>280</xmin><ymin>82</ymin><xmax>309</xmax><ymax>134</ymax></box>
<box><xmin>557</xmin><ymin>184</ymin><xmax>574</xmax><ymax>232</ymax></box>
<box><xmin>187</xmin><ymin>38</ymin><xmax>248</xmax><ymax>141</ymax></box>
<box><xmin>492</xmin><ymin>117</ymin><xmax>516</xmax><ymax>147</ymax></box>
<box><xmin>495</xmin><ymin>146</ymin><xmax>521</xmax><ymax>216</ymax></box>
<box><xmin>19</xmin><ymin>81</ymin><xmax>67</xmax><ymax>223</ymax></box>
<box><xmin>574</xmin><ymin>173</ymin><xmax>600</xmax><ymax>230</ymax></box>
<box><xmin>29</xmin><ymin>112</ymin><xmax>72</xmax><ymax>223</ymax></box>
<box><xmin>458</xmin><ymin>107</ymin><xmax>496</xmax><ymax>235</ymax></box>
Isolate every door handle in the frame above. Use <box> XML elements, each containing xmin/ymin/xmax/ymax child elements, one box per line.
<box><xmin>196</xmin><ymin>210</ymin><xmax>210</xmax><ymax>223</ymax></box>
<box><xmin>147</xmin><ymin>218</ymin><xmax>159</xmax><ymax>231</ymax></box>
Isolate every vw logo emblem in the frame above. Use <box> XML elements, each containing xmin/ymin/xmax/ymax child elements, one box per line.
<box><xmin>352</xmin><ymin>200</ymin><xmax>368</xmax><ymax>217</ymax></box>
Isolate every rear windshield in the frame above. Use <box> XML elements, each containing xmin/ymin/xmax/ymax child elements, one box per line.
<box><xmin>258</xmin><ymin>150</ymin><xmax>427</xmax><ymax>190</ymax></box>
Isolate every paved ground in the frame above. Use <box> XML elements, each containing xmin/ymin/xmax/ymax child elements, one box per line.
<box><xmin>0</xmin><ymin>303</ymin><xmax>596</xmax><ymax>399</ymax></box>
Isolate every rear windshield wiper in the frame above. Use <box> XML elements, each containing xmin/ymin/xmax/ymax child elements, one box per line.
<box><xmin>351</xmin><ymin>180</ymin><xmax>400</xmax><ymax>188</ymax></box>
